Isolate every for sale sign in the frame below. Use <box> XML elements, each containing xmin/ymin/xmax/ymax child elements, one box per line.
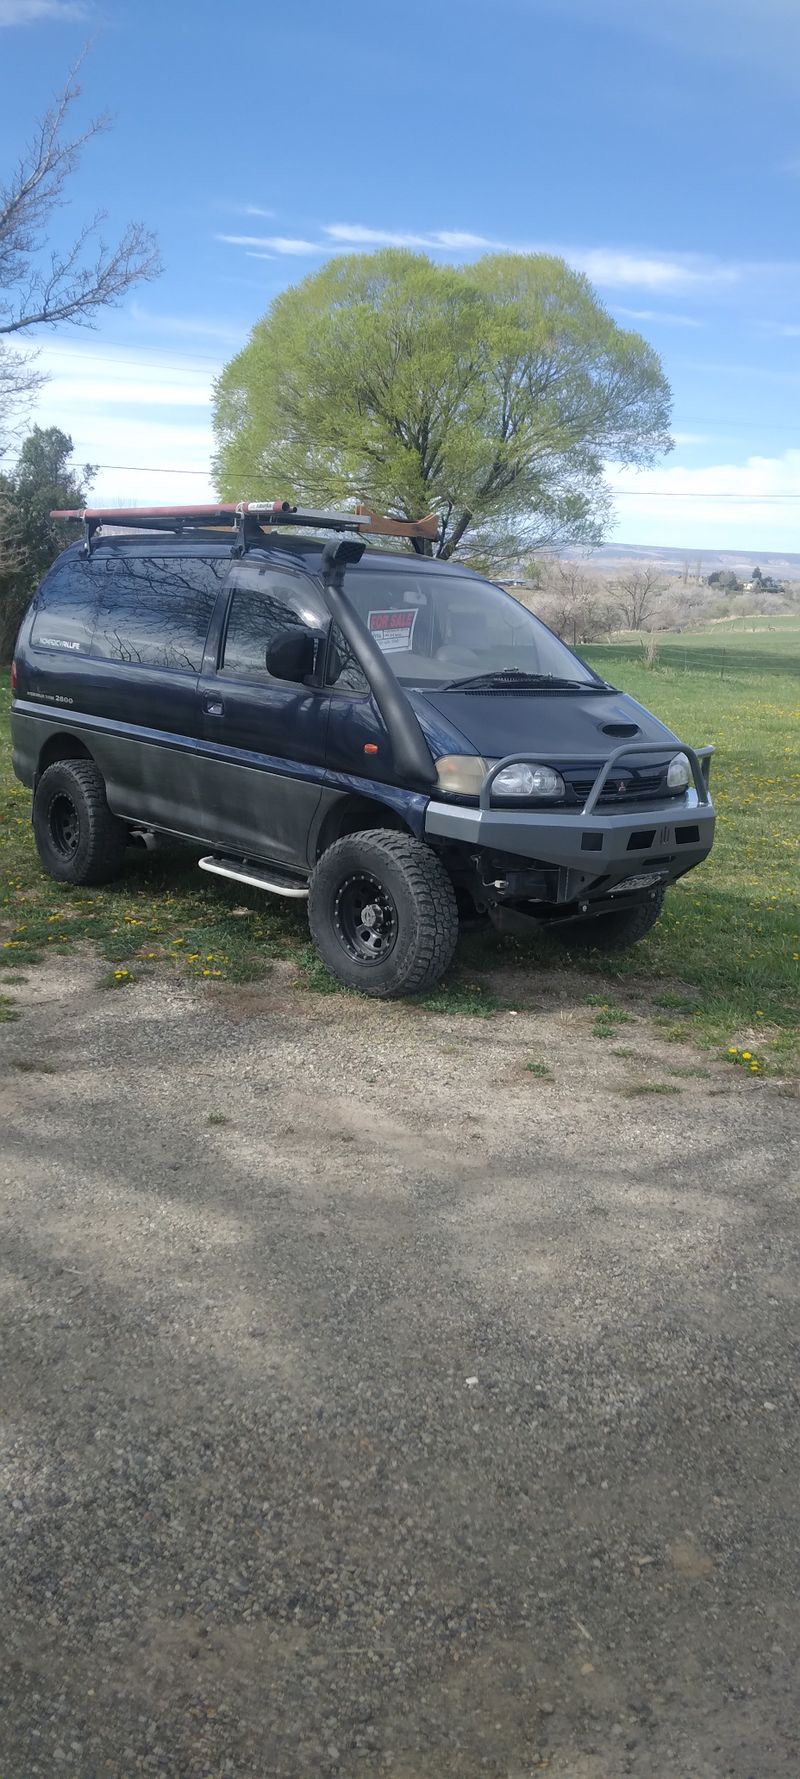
<box><xmin>367</xmin><ymin>608</ymin><xmax>418</xmax><ymax>653</ymax></box>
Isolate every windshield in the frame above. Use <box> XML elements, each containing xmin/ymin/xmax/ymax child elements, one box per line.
<box><xmin>335</xmin><ymin>567</ymin><xmax>599</xmax><ymax>689</ymax></box>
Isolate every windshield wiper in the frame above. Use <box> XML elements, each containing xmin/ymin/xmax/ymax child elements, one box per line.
<box><xmin>437</xmin><ymin>668</ymin><xmax>608</xmax><ymax>692</ymax></box>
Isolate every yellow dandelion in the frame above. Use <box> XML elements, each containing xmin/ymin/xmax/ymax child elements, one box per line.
<box><xmin>741</xmin><ymin>1051</ymin><xmax>752</xmax><ymax>1061</ymax></box>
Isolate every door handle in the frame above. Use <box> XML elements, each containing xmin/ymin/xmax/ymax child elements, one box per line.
<box><xmin>204</xmin><ymin>698</ymin><xmax>224</xmax><ymax>716</ymax></box>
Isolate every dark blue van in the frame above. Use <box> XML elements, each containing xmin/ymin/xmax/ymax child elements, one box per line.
<box><xmin>10</xmin><ymin>502</ymin><xmax>715</xmax><ymax>997</ymax></box>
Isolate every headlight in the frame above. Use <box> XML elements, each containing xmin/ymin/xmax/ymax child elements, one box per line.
<box><xmin>435</xmin><ymin>754</ymin><xmax>487</xmax><ymax>797</ymax></box>
<box><xmin>667</xmin><ymin>752</ymin><xmax>691</xmax><ymax>791</ymax></box>
<box><xmin>492</xmin><ymin>763</ymin><xmax>565</xmax><ymax>800</ymax></box>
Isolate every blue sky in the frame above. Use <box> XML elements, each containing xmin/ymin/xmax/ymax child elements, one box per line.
<box><xmin>3</xmin><ymin>0</ymin><xmax>800</xmax><ymax>552</ymax></box>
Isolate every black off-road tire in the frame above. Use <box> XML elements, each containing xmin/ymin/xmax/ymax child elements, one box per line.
<box><xmin>554</xmin><ymin>888</ymin><xmax>665</xmax><ymax>953</ymax></box>
<box><xmin>308</xmin><ymin>829</ymin><xmax>459</xmax><ymax>998</ymax></box>
<box><xmin>33</xmin><ymin>758</ymin><xmax>128</xmax><ymax>886</ymax></box>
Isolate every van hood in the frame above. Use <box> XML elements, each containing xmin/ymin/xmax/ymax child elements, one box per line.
<box><xmin>408</xmin><ymin>686</ymin><xmax>681</xmax><ymax>764</ymax></box>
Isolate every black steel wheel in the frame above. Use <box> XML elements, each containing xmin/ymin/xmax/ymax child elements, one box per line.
<box><xmin>47</xmin><ymin>791</ymin><xmax>81</xmax><ymax>861</ymax></box>
<box><xmin>308</xmin><ymin>829</ymin><xmax>459</xmax><ymax>998</ymax></box>
<box><xmin>334</xmin><ymin>871</ymin><xmax>400</xmax><ymax>966</ymax></box>
<box><xmin>33</xmin><ymin>758</ymin><xmax>128</xmax><ymax>886</ymax></box>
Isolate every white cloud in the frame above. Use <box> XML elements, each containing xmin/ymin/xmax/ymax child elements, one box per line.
<box><xmin>35</xmin><ymin>339</ymin><xmax>219</xmax><ymax>399</ymax></box>
<box><xmin>0</xmin><ymin>0</ymin><xmax>86</xmax><ymax>20</ymax></box>
<box><xmin>607</xmin><ymin>448</ymin><xmax>800</xmax><ymax>539</ymax></box>
<box><xmin>128</xmin><ymin>304</ymin><xmax>243</xmax><ymax>346</ymax></box>
<box><xmin>614</xmin><ymin>306</ymin><xmax>703</xmax><ymax>328</ymax></box>
<box><xmin>218</xmin><ymin>234</ymin><xmax>320</xmax><ymax>254</ymax></box>
<box><xmin>43</xmin><ymin>375</ymin><xmax>212</xmax><ymax>409</ymax></box>
<box><xmin>324</xmin><ymin>226</ymin><xmax>741</xmax><ymax>289</ymax></box>
<box><xmin>321</xmin><ymin>228</ymin><xmax>729</xmax><ymax>285</ymax></box>
<box><xmin>12</xmin><ymin>340</ymin><xmax>217</xmax><ymax>505</ymax></box>
<box><xmin>323</xmin><ymin>224</ymin><xmax>492</xmax><ymax>250</ymax></box>
<box><xmin>217</xmin><ymin>222</ymin><xmax>743</xmax><ymax>291</ymax></box>
<box><xmin>566</xmin><ymin>250</ymin><xmax>736</xmax><ymax>290</ymax></box>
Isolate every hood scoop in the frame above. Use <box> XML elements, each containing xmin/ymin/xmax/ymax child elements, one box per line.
<box><xmin>601</xmin><ymin>722</ymin><xmax>641</xmax><ymax>738</ymax></box>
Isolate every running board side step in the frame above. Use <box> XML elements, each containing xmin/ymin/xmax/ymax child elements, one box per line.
<box><xmin>198</xmin><ymin>855</ymin><xmax>309</xmax><ymax>899</ymax></box>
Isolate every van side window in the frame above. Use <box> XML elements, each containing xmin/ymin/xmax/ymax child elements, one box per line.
<box><xmin>220</xmin><ymin>565</ymin><xmax>327</xmax><ymax>679</ymax></box>
<box><xmin>327</xmin><ymin>625</ymin><xmax>369</xmax><ymax>694</ymax></box>
<box><xmin>30</xmin><ymin>555</ymin><xmax>99</xmax><ymax>655</ymax></box>
<box><xmin>92</xmin><ymin>556</ymin><xmax>224</xmax><ymax>673</ymax></box>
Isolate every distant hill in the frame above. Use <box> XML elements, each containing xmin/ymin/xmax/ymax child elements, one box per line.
<box><xmin>562</xmin><ymin>542</ymin><xmax>800</xmax><ymax>580</ymax></box>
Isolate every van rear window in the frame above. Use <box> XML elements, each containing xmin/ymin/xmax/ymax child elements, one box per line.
<box><xmin>30</xmin><ymin>556</ymin><xmax>99</xmax><ymax>655</ymax></box>
<box><xmin>92</xmin><ymin>556</ymin><xmax>226</xmax><ymax>673</ymax></box>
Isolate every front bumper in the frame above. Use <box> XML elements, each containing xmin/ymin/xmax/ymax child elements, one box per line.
<box><xmin>424</xmin><ymin>742</ymin><xmax>715</xmax><ymax>890</ymax></box>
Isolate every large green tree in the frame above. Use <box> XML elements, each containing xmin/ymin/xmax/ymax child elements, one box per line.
<box><xmin>0</xmin><ymin>426</ymin><xmax>92</xmax><ymax>659</ymax></box>
<box><xmin>213</xmin><ymin>250</ymin><xmax>672</xmax><ymax>559</ymax></box>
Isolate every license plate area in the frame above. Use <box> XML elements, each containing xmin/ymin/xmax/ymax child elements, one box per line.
<box><xmin>608</xmin><ymin>870</ymin><xmax>669</xmax><ymax>895</ymax></box>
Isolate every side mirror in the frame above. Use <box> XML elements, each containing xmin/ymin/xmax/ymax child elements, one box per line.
<box><xmin>265</xmin><ymin>626</ymin><xmax>322</xmax><ymax>683</ymax></box>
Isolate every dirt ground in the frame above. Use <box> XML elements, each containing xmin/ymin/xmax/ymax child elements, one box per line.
<box><xmin>1</xmin><ymin>953</ymin><xmax>798</xmax><ymax>1779</ymax></box>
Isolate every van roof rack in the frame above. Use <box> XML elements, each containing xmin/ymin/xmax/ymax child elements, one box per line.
<box><xmin>49</xmin><ymin>500</ymin><xmax>441</xmax><ymax>557</ymax></box>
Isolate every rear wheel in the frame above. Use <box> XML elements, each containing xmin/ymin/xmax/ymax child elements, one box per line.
<box><xmin>33</xmin><ymin>758</ymin><xmax>128</xmax><ymax>885</ymax></box>
<box><xmin>554</xmin><ymin>888</ymin><xmax>665</xmax><ymax>953</ymax></box>
<box><xmin>308</xmin><ymin>829</ymin><xmax>459</xmax><ymax>997</ymax></box>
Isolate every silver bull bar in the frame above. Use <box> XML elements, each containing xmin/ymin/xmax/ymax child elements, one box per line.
<box><xmin>480</xmin><ymin>742</ymin><xmax>715</xmax><ymax>812</ymax></box>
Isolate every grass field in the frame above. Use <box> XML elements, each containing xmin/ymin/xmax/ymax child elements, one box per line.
<box><xmin>1</xmin><ymin>621</ymin><xmax>798</xmax><ymax>1070</ymax></box>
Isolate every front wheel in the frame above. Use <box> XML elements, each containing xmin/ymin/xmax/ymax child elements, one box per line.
<box><xmin>308</xmin><ymin>830</ymin><xmax>459</xmax><ymax>997</ymax></box>
<box><xmin>553</xmin><ymin>888</ymin><xmax>665</xmax><ymax>953</ymax></box>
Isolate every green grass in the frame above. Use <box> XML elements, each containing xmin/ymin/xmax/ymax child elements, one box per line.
<box><xmin>465</xmin><ymin>624</ymin><xmax>799</xmax><ymax>1068</ymax></box>
<box><xmin>417</xmin><ymin>977</ymin><xmax>501</xmax><ymax>1018</ymax></box>
<box><xmin>0</xmin><ymin>664</ymin><xmax>310</xmax><ymax>994</ymax></box>
<box><xmin>586</xmin><ymin>996</ymin><xmax>634</xmax><ymax>1038</ymax></box>
<box><xmin>578</xmin><ymin>626</ymin><xmax>800</xmax><ymax>1070</ymax></box>
<box><xmin>1</xmin><ymin>623</ymin><xmax>798</xmax><ymax>1066</ymax></box>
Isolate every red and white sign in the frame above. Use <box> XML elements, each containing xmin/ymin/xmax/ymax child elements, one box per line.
<box><xmin>367</xmin><ymin>608</ymin><xmax>418</xmax><ymax>653</ymax></box>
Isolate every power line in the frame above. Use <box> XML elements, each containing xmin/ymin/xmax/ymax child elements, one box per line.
<box><xmin>22</xmin><ymin>345</ymin><xmax>227</xmax><ymax>373</ymax></box>
<box><xmin>0</xmin><ymin>457</ymin><xmax>211</xmax><ymax>474</ymax></box>
<box><xmin>1</xmin><ymin>455</ymin><xmax>799</xmax><ymax>502</ymax></box>
<box><xmin>1</xmin><ymin>459</ymin><xmax>799</xmax><ymax>501</ymax></box>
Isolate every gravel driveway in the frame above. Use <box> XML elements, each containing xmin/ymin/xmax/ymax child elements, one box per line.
<box><xmin>1</xmin><ymin>954</ymin><xmax>798</xmax><ymax>1779</ymax></box>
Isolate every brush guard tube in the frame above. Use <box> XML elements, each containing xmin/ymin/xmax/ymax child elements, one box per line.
<box><xmin>425</xmin><ymin>743</ymin><xmax>715</xmax><ymax>884</ymax></box>
<box><xmin>480</xmin><ymin>742</ymin><xmax>714</xmax><ymax>811</ymax></box>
